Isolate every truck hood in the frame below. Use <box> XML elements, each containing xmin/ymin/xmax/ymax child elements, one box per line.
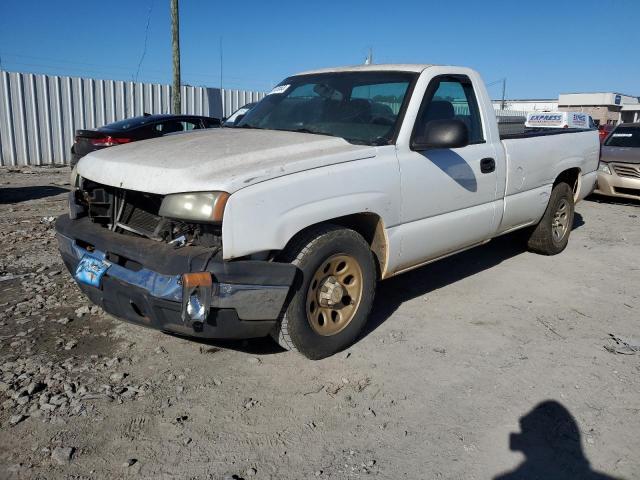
<box><xmin>600</xmin><ymin>146</ymin><xmax>640</xmax><ymax>165</ymax></box>
<box><xmin>76</xmin><ymin>128</ymin><xmax>376</xmax><ymax>194</ymax></box>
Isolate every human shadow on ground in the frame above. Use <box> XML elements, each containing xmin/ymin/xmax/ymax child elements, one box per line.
<box><xmin>494</xmin><ymin>400</ymin><xmax>623</xmax><ymax>480</ymax></box>
<box><xmin>0</xmin><ymin>185</ymin><xmax>68</xmax><ymax>204</ymax></box>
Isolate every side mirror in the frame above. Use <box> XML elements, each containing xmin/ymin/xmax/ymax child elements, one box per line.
<box><xmin>411</xmin><ymin>119</ymin><xmax>469</xmax><ymax>150</ymax></box>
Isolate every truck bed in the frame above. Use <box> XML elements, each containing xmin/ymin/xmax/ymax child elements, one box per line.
<box><xmin>499</xmin><ymin>124</ymin><xmax>595</xmax><ymax>140</ymax></box>
<box><xmin>501</xmin><ymin>129</ymin><xmax>599</xmax><ymax>194</ymax></box>
<box><xmin>496</xmin><ymin>129</ymin><xmax>600</xmax><ymax>232</ymax></box>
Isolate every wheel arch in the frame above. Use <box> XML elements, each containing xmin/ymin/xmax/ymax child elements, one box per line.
<box><xmin>281</xmin><ymin>213</ymin><xmax>389</xmax><ymax>280</ymax></box>
<box><xmin>554</xmin><ymin>167</ymin><xmax>581</xmax><ymax>202</ymax></box>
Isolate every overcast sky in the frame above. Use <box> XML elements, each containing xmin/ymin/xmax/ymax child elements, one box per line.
<box><xmin>0</xmin><ymin>0</ymin><xmax>638</xmax><ymax>99</ymax></box>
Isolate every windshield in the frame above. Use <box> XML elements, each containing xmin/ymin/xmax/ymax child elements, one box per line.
<box><xmin>223</xmin><ymin>103</ymin><xmax>256</xmax><ymax>127</ymax></box>
<box><xmin>605</xmin><ymin>126</ymin><xmax>640</xmax><ymax>148</ymax></box>
<box><xmin>237</xmin><ymin>71</ymin><xmax>417</xmax><ymax>145</ymax></box>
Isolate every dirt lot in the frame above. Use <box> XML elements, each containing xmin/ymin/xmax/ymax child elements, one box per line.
<box><xmin>0</xmin><ymin>166</ymin><xmax>638</xmax><ymax>480</ymax></box>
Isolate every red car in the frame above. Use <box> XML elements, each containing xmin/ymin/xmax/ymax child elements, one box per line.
<box><xmin>598</xmin><ymin>124</ymin><xmax>614</xmax><ymax>144</ymax></box>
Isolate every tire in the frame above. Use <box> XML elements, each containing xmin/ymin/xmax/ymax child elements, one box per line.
<box><xmin>526</xmin><ymin>182</ymin><xmax>575</xmax><ymax>255</ymax></box>
<box><xmin>271</xmin><ymin>224</ymin><xmax>377</xmax><ymax>360</ymax></box>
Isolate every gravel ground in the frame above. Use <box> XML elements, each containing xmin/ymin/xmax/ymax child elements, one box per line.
<box><xmin>0</xmin><ymin>166</ymin><xmax>638</xmax><ymax>480</ymax></box>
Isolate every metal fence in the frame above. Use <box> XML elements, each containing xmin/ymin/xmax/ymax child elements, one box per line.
<box><xmin>0</xmin><ymin>70</ymin><xmax>265</xmax><ymax>166</ymax></box>
<box><xmin>494</xmin><ymin>108</ymin><xmax>530</xmax><ymax>118</ymax></box>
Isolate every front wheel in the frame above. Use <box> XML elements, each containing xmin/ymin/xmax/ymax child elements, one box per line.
<box><xmin>271</xmin><ymin>225</ymin><xmax>377</xmax><ymax>360</ymax></box>
<box><xmin>526</xmin><ymin>182</ymin><xmax>575</xmax><ymax>255</ymax></box>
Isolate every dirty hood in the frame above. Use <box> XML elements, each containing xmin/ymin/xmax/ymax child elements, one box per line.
<box><xmin>76</xmin><ymin>128</ymin><xmax>376</xmax><ymax>194</ymax></box>
<box><xmin>600</xmin><ymin>146</ymin><xmax>640</xmax><ymax>165</ymax></box>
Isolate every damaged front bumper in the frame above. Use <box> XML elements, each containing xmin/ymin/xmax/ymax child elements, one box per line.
<box><xmin>55</xmin><ymin>215</ymin><xmax>296</xmax><ymax>339</ymax></box>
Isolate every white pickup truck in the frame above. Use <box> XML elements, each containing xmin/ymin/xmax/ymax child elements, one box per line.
<box><xmin>57</xmin><ymin>64</ymin><xmax>599</xmax><ymax>359</ymax></box>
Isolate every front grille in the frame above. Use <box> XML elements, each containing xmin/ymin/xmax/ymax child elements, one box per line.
<box><xmin>614</xmin><ymin>187</ymin><xmax>640</xmax><ymax>198</ymax></box>
<box><xmin>612</xmin><ymin>164</ymin><xmax>640</xmax><ymax>179</ymax></box>
<box><xmin>80</xmin><ymin>180</ymin><xmax>165</xmax><ymax>237</ymax></box>
<box><xmin>116</xmin><ymin>190</ymin><xmax>163</xmax><ymax>237</ymax></box>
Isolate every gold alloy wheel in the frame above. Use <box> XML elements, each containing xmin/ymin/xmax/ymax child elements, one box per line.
<box><xmin>551</xmin><ymin>198</ymin><xmax>570</xmax><ymax>241</ymax></box>
<box><xmin>306</xmin><ymin>254</ymin><xmax>363</xmax><ymax>336</ymax></box>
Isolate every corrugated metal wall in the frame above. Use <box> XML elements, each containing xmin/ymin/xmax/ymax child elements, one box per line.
<box><xmin>0</xmin><ymin>70</ymin><xmax>265</xmax><ymax>166</ymax></box>
<box><xmin>494</xmin><ymin>109</ymin><xmax>529</xmax><ymax>136</ymax></box>
<box><xmin>494</xmin><ymin>108</ymin><xmax>530</xmax><ymax>118</ymax></box>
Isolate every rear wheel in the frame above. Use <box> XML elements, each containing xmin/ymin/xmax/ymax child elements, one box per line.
<box><xmin>526</xmin><ymin>182</ymin><xmax>575</xmax><ymax>255</ymax></box>
<box><xmin>271</xmin><ymin>225</ymin><xmax>376</xmax><ymax>360</ymax></box>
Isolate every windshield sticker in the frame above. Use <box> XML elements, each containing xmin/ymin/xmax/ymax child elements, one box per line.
<box><xmin>612</xmin><ymin>133</ymin><xmax>633</xmax><ymax>137</ymax></box>
<box><xmin>268</xmin><ymin>84</ymin><xmax>290</xmax><ymax>95</ymax></box>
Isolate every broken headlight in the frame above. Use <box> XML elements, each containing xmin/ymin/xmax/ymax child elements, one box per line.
<box><xmin>159</xmin><ymin>192</ymin><xmax>230</xmax><ymax>223</ymax></box>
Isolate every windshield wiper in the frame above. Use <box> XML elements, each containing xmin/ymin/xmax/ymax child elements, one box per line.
<box><xmin>342</xmin><ymin>136</ymin><xmax>390</xmax><ymax>146</ymax></box>
<box><xmin>237</xmin><ymin>124</ymin><xmax>263</xmax><ymax>130</ymax></box>
<box><xmin>372</xmin><ymin>136</ymin><xmax>392</xmax><ymax>146</ymax></box>
<box><xmin>283</xmin><ymin>127</ymin><xmax>335</xmax><ymax>137</ymax></box>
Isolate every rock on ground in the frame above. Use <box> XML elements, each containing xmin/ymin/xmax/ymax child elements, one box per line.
<box><xmin>0</xmin><ymin>168</ymin><xmax>639</xmax><ymax>479</ymax></box>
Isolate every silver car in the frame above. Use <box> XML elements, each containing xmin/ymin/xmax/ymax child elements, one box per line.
<box><xmin>595</xmin><ymin>123</ymin><xmax>640</xmax><ymax>201</ymax></box>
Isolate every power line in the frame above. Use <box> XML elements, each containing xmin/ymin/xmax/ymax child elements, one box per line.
<box><xmin>1</xmin><ymin>52</ymin><xmax>273</xmax><ymax>85</ymax></box>
<box><xmin>485</xmin><ymin>77</ymin><xmax>507</xmax><ymax>108</ymax></box>
<box><xmin>1</xmin><ymin>60</ymin><xmax>272</xmax><ymax>91</ymax></box>
<box><xmin>486</xmin><ymin>79</ymin><xmax>505</xmax><ymax>87</ymax></box>
<box><xmin>0</xmin><ymin>60</ymin><xmax>166</xmax><ymax>83</ymax></box>
<box><xmin>3</xmin><ymin>52</ymin><xmax>149</xmax><ymax>72</ymax></box>
<box><xmin>134</xmin><ymin>0</ymin><xmax>154</xmax><ymax>82</ymax></box>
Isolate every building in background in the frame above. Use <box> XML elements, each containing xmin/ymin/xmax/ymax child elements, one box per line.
<box><xmin>493</xmin><ymin>92</ymin><xmax>640</xmax><ymax>126</ymax></box>
<box><xmin>621</xmin><ymin>103</ymin><xmax>640</xmax><ymax>124</ymax></box>
<box><xmin>558</xmin><ymin>93</ymin><xmax>640</xmax><ymax>126</ymax></box>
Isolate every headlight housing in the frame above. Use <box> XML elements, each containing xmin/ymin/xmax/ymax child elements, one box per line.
<box><xmin>159</xmin><ymin>192</ymin><xmax>230</xmax><ymax>223</ymax></box>
<box><xmin>597</xmin><ymin>162</ymin><xmax>611</xmax><ymax>175</ymax></box>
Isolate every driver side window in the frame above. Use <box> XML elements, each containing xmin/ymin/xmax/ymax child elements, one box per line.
<box><xmin>414</xmin><ymin>76</ymin><xmax>485</xmax><ymax>144</ymax></box>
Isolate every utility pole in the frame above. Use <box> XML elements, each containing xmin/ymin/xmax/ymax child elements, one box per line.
<box><xmin>219</xmin><ymin>37</ymin><xmax>223</xmax><ymax>91</ymax></box>
<box><xmin>365</xmin><ymin>47</ymin><xmax>373</xmax><ymax>65</ymax></box>
<box><xmin>170</xmin><ymin>0</ymin><xmax>181</xmax><ymax>114</ymax></box>
<box><xmin>219</xmin><ymin>37</ymin><xmax>224</xmax><ymax>118</ymax></box>
<box><xmin>501</xmin><ymin>78</ymin><xmax>507</xmax><ymax>110</ymax></box>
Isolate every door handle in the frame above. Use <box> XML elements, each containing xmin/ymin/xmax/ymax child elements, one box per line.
<box><xmin>480</xmin><ymin>158</ymin><xmax>496</xmax><ymax>173</ymax></box>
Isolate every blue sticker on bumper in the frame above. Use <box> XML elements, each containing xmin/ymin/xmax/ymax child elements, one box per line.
<box><xmin>75</xmin><ymin>255</ymin><xmax>111</xmax><ymax>288</ymax></box>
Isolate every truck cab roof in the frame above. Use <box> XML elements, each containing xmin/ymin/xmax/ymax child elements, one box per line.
<box><xmin>295</xmin><ymin>63</ymin><xmax>436</xmax><ymax>75</ymax></box>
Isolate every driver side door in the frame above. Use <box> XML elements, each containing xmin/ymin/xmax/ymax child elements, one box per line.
<box><xmin>394</xmin><ymin>75</ymin><xmax>500</xmax><ymax>272</ymax></box>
